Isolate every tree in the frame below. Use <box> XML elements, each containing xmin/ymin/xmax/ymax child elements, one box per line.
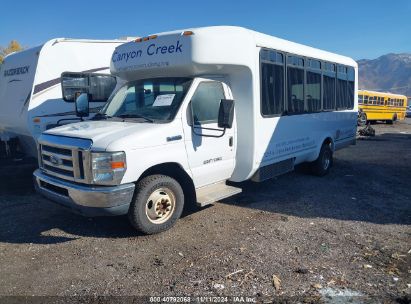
<box><xmin>0</xmin><ymin>40</ymin><xmax>23</xmax><ymax>64</ymax></box>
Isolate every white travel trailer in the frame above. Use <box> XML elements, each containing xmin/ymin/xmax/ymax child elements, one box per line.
<box><xmin>0</xmin><ymin>38</ymin><xmax>130</xmax><ymax>158</ymax></box>
<box><xmin>34</xmin><ymin>26</ymin><xmax>357</xmax><ymax>234</ymax></box>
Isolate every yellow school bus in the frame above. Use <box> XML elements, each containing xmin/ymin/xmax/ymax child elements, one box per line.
<box><xmin>358</xmin><ymin>90</ymin><xmax>407</xmax><ymax>124</ymax></box>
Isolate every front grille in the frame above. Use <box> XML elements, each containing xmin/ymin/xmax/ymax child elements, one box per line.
<box><xmin>38</xmin><ymin>134</ymin><xmax>92</xmax><ymax>184</ymax></box>
<box><xmin>41</xmin><ymin>144</ymin><xmax>75</xmax><ymax>180</ymax></box>
<box><xmin>41</xmin><ymin>145</ymin><xmax>72</xmax><ymax>156</ymax></box>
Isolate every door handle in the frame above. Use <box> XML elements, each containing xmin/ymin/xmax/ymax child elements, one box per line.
<box><xmin>229</xmin><ymin>136</ymin><xmax>233</xmax><ymax>147</ymax></box>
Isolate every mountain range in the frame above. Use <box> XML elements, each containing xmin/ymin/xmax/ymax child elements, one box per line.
<box><xmin>358</xmin><ymin>53</ymin><xmax>411</xmax><ymax>99</ymax></box>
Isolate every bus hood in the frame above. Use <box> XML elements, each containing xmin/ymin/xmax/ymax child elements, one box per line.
<box><xmin>44</xmin><ymin>120</ymin><xmax>182</xmax><ymax>151</ymax></box>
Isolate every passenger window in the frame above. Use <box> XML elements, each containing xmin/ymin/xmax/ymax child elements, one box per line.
<box><xmin>323</xmin><ymin>70</ymin><xmax>336</xmax><ymax>110</ymax></box>
<box><xmin>191</xmin><ymin>82</ymin><xmax>225</xmax><ymax>125</ymax></box>
<box><xmin>336</xmin><ymin>65</ymin><xmax>348</xmax><ymax>109</ymax></box>
<box><xmin>287</xmin><ymin>66</ymin><xmax>304</xmax><ymax>113</ymax></box>
<box><xmin>347</xmin><ymin>67</ymin><xmax>355</xmax><ymax>109</ymax></box>
<box><xmin>261</xmin><ymin>62</ymin><xmax>285</xmax><ymax>115</ymax></box>
<box><xmin>306</xmin><ymin>70</ymin><xmax>321</xmax><ymax>112</ymax></box>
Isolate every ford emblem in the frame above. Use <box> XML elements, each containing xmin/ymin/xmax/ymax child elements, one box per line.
<box><xmin>50</xmin><ymin>155</ymin><xmax>63</xmax><ymax>166</ymax></box>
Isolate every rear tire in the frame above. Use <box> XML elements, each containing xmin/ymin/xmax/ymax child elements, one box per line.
<box><xmin>310</xmin><ymin>142</ymin><xmax>333</xmax><ymax>176</ymax></box>
<box><xmin>128</xmin><ymin>174</ymin><xmax>184</xmax><ymax>234</ymax></box>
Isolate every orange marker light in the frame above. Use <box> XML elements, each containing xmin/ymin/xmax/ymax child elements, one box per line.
<box><xmin>182</xmin><ymin>31</ymin><xmax>194</xmax><ymax>36</ymax></box>
<box><xmin>134</xmin><ymin>37</ymin><xmax>143</xmax><ymax>42</ymax></box>
<box><xmin>33</xmin><ymin>118</ymin><xmax>41</xmax><ymax>123</ymax></box>
<box><xmin>148</xmin><ymin>35</ymin><xmax>158</xmax><ymax>40</ymax></box>
<box><xmin>143</xmin><ymin>37</ymin><xmax>150</xmax><ymax>41</ymax></box>
<box><xmin>111</xmin><ymin>161</ymin><xmax>125</xmax><ymax>169</ymax></box>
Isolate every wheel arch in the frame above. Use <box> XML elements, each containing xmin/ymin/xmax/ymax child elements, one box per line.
<box><xmin>307</xmin><ymin>136</ymin><xmax>334</xmax><ymax>163</ymax></box>
<box><xmin>321</xmin><ymin>136</ymin><xmax>335</xmax><ymax>152</ymax></box>
<box><xmin>138</xmin><ymin>162</ymin><xmax>196</xmax><ymax>206</ymax></box>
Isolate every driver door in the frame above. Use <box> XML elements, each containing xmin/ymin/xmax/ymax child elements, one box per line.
<box><xmin>183</xmin><ymin>78</ymin><xmax>236</xmax><ymax>188</ymax></box>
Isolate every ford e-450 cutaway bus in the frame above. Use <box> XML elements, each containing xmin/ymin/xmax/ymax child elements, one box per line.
<box><xmin>33</xmin><ymin>26</ymin><xmax>358</xmax><ymax>234</ymax></box>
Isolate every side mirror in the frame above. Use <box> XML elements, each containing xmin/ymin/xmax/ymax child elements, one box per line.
<box><xmin>75</xmin><ymin>92</ymin><xmax>90</xmax><ymax>118</ymax></box>
<box><xmin>218</xmin><ymin>99</ymin><xmax>234</xmax><ymax>129</ymax></box>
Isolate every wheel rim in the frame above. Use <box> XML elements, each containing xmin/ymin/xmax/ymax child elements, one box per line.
<box><xmin>145</xmin><ymin>187</ymin><xmax>176</xmax><ymax>224</ymax></box>
<box><xmin>322</xmin><ymin>150</ymin><xmax>331</xmax><ymax>170</ymax></box>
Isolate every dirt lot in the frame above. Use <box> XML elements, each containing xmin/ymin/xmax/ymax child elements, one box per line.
<box><xmin>0</xmin><ymin>120</ymin><xmax>410</xmax><ymax>303</ymax></box>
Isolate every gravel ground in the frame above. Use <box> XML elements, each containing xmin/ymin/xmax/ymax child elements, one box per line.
<box><xmin>0</xmin><ymin>120</ymin><xmax>410</xmax><ymax>303</ymax></box>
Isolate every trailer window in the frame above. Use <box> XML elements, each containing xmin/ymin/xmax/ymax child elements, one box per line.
<box><xmin>191</xmin><ymin>81</ymin><xmax>225</xmax><ymax>125</ymax></box>
<box><xmin>61</xmin><ymin>73</ymin><xmax>116</xmax><ymax>102</ymax></box>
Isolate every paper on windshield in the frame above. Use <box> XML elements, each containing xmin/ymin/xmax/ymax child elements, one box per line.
<box><xmin>152</xmin><ymin>94</ymin><xmax>175</xmax><ymax>107</ymax></box>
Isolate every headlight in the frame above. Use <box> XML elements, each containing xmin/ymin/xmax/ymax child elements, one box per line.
<box><xmin>91</xmin><ymin>151</ymin><xmax>126</xmax><ymax>185</ymax></box>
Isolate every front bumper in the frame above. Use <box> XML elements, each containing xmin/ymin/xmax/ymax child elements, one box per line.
<box><xmin>33</xmin><ymin>169</ymin><xmax>135</xmax><ymax>216</ymax></box>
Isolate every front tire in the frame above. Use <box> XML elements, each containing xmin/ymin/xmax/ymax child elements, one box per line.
<box><xmin>310</xmin><ymin>142</ymin><xmax>333</xmax><ymax>176</ymax></box>
<box><xmin>357</xmin><ymin>112</ymin><xmax>367</xmax><ymax>126</ymax></box>
<box><xmin>128</xmin><ymin>175</ymin><xmax>184</xmax><ymax>234</ymax></box>
<box><xmin>387</xmin><ymin>113</ymin><xmax>397</xmax><ymax>124</ymax></box>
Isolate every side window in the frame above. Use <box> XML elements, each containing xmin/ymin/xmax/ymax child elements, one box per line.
<box><xmin>261</xmin><ymin>63</ymin><xmax>285</xmax><ymax>115</ymax></box>
<box><xmin>287</xmin><ymin>56</ymin><xmax>305</xmax><ymax>114</ymax></box>
<box><xmin>358</xmin><ymin>95</ymin><xmax>363</xmax><ymax>104</ymax></box>
<box><xmin>347</xmin><ymin>67</ymin><xmax>355</xmax><ymax>109</ymax></box>
<box><xmin>336</xmin><ymin>65</ymin><xmax>348</xmax><ymax>109</ymax></box>
<box><xmin>260</xmin><ymin>49</ymin><xmax>284</xmax><ymax>116</ymax></box>
<box><xmin>260</xmin><ymin>50</ymin><xmax>285</xmax><ymax>116</ymax></box>
<box><xmin>306</xmin><ymin>59</ymin><xmax>321</xmax><ymax>112</ymax></box>
<box><xmin>191</xmin><ymin>82</ymin><xmax>225</xmax><ymax>125</ymax></box>
<box><xmin>323</xmin><ymin>63</ymin><xmax>336</xmax><ymax>110</ymax></box>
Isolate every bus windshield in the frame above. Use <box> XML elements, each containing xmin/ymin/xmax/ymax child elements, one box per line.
<box><xmin>101</xmin><ymin>77</ymin><xmax>192</xmax><ymax>122</ymax></box>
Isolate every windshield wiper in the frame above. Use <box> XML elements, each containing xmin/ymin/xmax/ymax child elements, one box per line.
<box><xmin>116</xmin><ymin>114</ymin><xmax>154</xmax><ymax>123</ymax></box>
<box><xmin>92</xmin><ymin>113</ymin><xmax>113</xmax><ymax>120</ymax></box>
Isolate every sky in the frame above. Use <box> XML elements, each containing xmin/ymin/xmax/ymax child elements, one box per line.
<box><xmin>0</xmin><ymin>0</ymin><xmax>410</xmax><ymax>60</ymax></box>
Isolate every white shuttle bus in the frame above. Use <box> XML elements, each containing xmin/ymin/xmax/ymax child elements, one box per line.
<box><xmin>33</xmin><ymin>27</ymin><xmax>357</xmax><ymax>234</ymax></box>
<box><xmin>0</xmin><ymin>38</ymin><xmax>130</xmax><ymax>158</ymax></box>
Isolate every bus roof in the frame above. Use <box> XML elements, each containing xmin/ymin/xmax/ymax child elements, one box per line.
<box><xmin>111</xmin><ymin>26</ymin><xmax>357</xmax><ymax>80</ymax></box>
<box><xmin>152</xmin><ymin>26</ymin><xmax>357</xmax><ymax>67</ymax></box>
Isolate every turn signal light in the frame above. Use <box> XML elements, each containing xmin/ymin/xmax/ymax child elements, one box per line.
<box><xmin>134</xmin><ymin>37</ymin><xmax>143</xmax><ymax>42</ymax></box>
<box><xmin>111</xmin><ymin>161</ymin><xmax>125</xmax><ymax>169</ymax></box>
<box><xmin>182</xmin><ymin>31</ymin><xmax>194</xmax><ymax>36</ymax></box>
<box><xmin>148</xmin><ymin>35</ymin><xmax>158</xmax><ymax>40</ymax></box>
